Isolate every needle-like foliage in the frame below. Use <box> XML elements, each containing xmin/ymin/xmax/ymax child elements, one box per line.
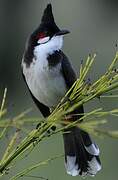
<box><xmin>0</xmin><ymin>53</ymin><xmax>118</xmax><ymax>179</ymax></box>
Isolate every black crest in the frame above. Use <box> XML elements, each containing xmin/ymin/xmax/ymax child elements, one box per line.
<box><xmin>23</xmin><ymin>4</ymin><xmax>60</xmax><ymax>67</ymax></box>
<box><xmin>39</xmin><ymin>3</ymin><xmax>60</xmax><ymax>34</ymax></box>
<box><xmin>41</xmin><ymin>4</ymin><xmax>55</xmax><ymax>24</ymax></box>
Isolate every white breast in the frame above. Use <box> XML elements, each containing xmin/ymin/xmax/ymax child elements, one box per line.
<box><xmin>22</xmin><ymin>35</ymin><xmax>67</xmax><ymax>108</ymax></box>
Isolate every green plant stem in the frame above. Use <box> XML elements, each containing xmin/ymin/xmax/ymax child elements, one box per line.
<box><xmin>0</xmin><ymin>53</ymin><xmax>118</xmax><ymax>177</ymax></box>
<box><xmin>10</xmin><ymin>155</ymin><xmax>63</xmax><ymax>180</ymax></box>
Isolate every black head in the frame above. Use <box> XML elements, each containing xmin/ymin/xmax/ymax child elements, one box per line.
<box><xmin>30</xmin><ymin>4</ymin><xmax>70</xmax><ymax>46</ymax></box>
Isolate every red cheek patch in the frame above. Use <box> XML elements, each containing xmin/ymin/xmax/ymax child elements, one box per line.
<box><xmin>36</xmin><ymin>32</ymin><xmax>46</xmax><ymax>39</ymax></box>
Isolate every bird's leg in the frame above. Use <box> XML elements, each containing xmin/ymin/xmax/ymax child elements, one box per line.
<box><xmin>36</xmin><ymin>120</ymin><xmax>56</xmax><ymax>137</ymax></box>
<box><xmin>36</xmin><ymin>120</ymin><xmax>45</xmax><ymax>129</ymax></box>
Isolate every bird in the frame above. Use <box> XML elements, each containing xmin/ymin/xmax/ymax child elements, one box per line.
<box><xmin>21</xmin><ymin>3</ymin><xmax>101</xmax><ymax>177</ymax></box>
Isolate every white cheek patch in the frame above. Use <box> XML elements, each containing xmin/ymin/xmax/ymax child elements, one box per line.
<box><xmin>38</xmin><ymin>36</ymin><xmax>50</xmax><ymax>44</ymax></box>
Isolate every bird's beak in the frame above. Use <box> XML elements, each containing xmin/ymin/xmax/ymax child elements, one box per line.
<box><xmin>55</xmin><ymin>29</ymin><xmax>70</xmax><ymax>36</ymax></box>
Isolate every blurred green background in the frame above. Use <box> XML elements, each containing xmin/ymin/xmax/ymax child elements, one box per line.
<box><xmin>0</xmin><ymin>0</ymin><xmax>118</xmax><ymax>179</ymax></box>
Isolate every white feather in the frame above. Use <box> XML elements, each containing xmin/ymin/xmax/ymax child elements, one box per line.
<box><xmin>88</xmin><ymin>157</ymin><xmax>101</xmax><ymax>176</ymax></box>
<box><xmin>85</xmin><ymin>143</ymin><xmax>100</xmax><ymax>156</ymax></box>
<box><xmin>22</xmin><ymin>35</ymin><xmax>66</xmax><ymax>108</ymax></box>
<box><xmin>37</xmin><ymin>36</ymin><xmax>50</xmax><ymax>44</ymax></box>
<box><xmin>35</xmin><ymin>35</ymin><xmax>63</xmax><ymax>56</ymax></box>
<box><xmin>65</xmin><ymin>156</ymin><xmax>79</xmax><ymax>176</ymax></box>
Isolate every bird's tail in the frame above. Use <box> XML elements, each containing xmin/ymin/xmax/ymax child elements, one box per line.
<box><xmin>63</xmin><ymin>127</ymin><xmax>101</xmax><ymax>177</ymax></box>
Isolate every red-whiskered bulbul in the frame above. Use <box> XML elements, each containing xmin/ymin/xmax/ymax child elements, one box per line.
<box><xmin>21</xmin><ymin>4</ymin><xmax>101</xmax><ymax>177</ymax></box>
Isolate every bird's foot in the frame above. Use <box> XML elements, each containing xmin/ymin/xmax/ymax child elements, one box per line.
<box><xmin>46</xmin><ymin>125</ymin><xmax>56</xmax><ymax>137</ymax></box>
<box><xmin>36</xmin><ymin>120</ymin><xmax>45</xmax><ymax>129</ymax></box>
<box><xmin>36</xmin><ymin>121</ymin><xmax>56</xmax><ymax>137</ymax></box>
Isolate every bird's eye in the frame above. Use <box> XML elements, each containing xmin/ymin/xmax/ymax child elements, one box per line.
<box><xmin>36</xmin><ymin>32</ymin><xmax>46</xmax><ymax>39</ymax></box>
